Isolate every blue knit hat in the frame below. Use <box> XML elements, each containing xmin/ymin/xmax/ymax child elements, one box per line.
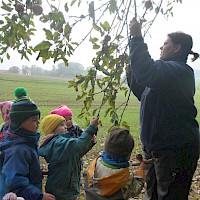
<box><xmin>9</xmin><ymin>87</ymin><xmax>40</xmax><ymax>131</ymax></box>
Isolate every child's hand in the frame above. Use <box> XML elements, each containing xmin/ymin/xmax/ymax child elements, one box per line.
<box><xmin>42</xmin><ymin>193</ymin><xmax>55</xmax><ymax>200</ymax></box>
<box><xmin>90</xmin><ymin>117</ymin><xmax>100</xmax><ymax>128</ymax></box>
<box><xmin>93</xmin><ymin>135</ymin><xmax>97</xmax><ymax>143</ymax></box>
<box><xmin>135</xmin><ymin>154</ymin><xmax>147</xmax><ymax>170</ymax></box>
<box><xmin>3</xmin><ymin>193</ymin><xmax>17</xmax><ymax>200</ymax></box>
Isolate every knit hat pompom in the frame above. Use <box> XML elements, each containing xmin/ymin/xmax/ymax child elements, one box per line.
<box><xmin>14</xmin><ymin>87</ymin><xmax>28</xmax><ymax>99</ymax></box>
<box><xmin>41</xmin><ymin>114</ymin><xmax>65</xmax><ymax>136</ymax></box>
<box><xmin>50</xmin><ymin>105</ymin><xmax>73</xmax><ymax>118</ymax></box>
<box><xmin>104</xmin><ymin>127</ymin><xmax>134</xmax><ymax>158</ymax></box>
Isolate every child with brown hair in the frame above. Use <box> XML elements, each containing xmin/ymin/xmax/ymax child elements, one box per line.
<box><xmin>83</xmin><ymin>127</ymin><xmax>145</xmax><ymax>200</ymax></box>
<box><xmin>38</xmin><ymin>114</ymin><xmax>100</xmax><ymax>200</ymax></box>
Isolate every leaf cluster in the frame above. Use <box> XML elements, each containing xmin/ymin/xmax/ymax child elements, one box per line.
<box><xmin>0</xmin><ymin>0</ymin><xmax>182</xmax><ymax>128</ymax></box>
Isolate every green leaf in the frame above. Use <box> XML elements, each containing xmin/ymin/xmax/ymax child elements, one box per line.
<box><xmin>39</xmin><ymin>49</ymin><xmax>50</xmax><ymax>58</ymax></box>
<box><xmin>121</xmin><ymin>121</ymin><xmax>130</xmax><ymax>130</ymax></box>
<box><xmin>78</xmin><ymin>112</ymin><xmax>85</xmax><ymax>119</ymax></box>
<box><xmin>0</xmin><ymin>20</ymin><xmax>4</xmax><ymax>25</ymax></box>
<box><xmin>83</xmin><ymin>79</ymin><xmax>89</xmax><ymax>90</ymax></box>
<box><xmin>109</xmin><ymin>99</ymin><xmax>115</xmax><ymax>109</ymax></box>
<box><xmin>88</xmin><ymin>1</ymin><xmax>95</xmax><ymax>23</ymax></box>
<box><xmin>102</xmin><ymin>76</ymin><xmax>111</xmax><ymax>82</ymax></box>
<box><xmin>93</xmin><ymin>44</ymin><xmax>100</xmax><ymax>49</ymax></box>
<box><xmin>109</xmin><ymin>0</ymin><xmax>118</xmax><ymax>14</ymax></box>
<box><xmin>21</xmin><ymin>51</ymin><xmax>29</xmax><ymax>61</ymax></box>
<box><xmin>44</xmin><ymin>29</ymin><xmax>53</xmax><ymax>40</ymax></box>
<box><xmin>105</xmin><ymin>108</ymin><xmax>112</xmax><ymax>117</ymax></box>
<box><xmin>78</xmin><ymin>0</ymin><xmax>82</xmax><ymax>7</ymax></box>
<box><xmin>64</xmin><ymin>23</ymin><xmax>71</xmax><ymax>36</ymax></box>
<box><xmin>125</xmin><ymin>89</ymin><xmax>129</xmax><ymax>97</ymax></box>
<box><xmin>100</xmin><ymin>21</ymin><xmax>110</xmax><ymax>31</ymax></box>
<box><xmin>76</xmin><ymin>92</ymin><xmax>87</xmax><ymax>100</ymax></box>
<box><xmin>96</xmin><ymin>79</ymin><xmax>102</xmax><ymax>88</ymax></box>
<box><xmin>115</xmin><ymin>35</ymin><xmax>124</xmax><ymax>40</ymax></box>
<box><xmin>120</xmin><ymin>87</ymin><xmax>128</xmax><ymax>91</ymax></box>
<box><xmin>34</xmin><ymin>41</ymin><xmax>52</xmax><ymax>51</ymax></box>
<box><xmin>27</xmin><ymin>49</ymin><xmax>32</xmax><ymax>55</ymax></box>
<box><xmin>64</xmin><ymin>3</ymin><xmax>69</xmax><ymax>12</ymax></box>
<box><xmin>40</xmin><ymin>15</ymin><xmax>49</xmax><ymax>23</ymax></box>
<box><xmin>101</xmin><ymin>96</ymin><xmax>108</xmax><ymax>107</ymax></box>
<box><xmin>1</xmin><ymin>1</ymin><xmax>12</xmax><ymax>12</ymax></box>
<box><xmin>93</xmin><ymin>24</ymin><xmax>102</xmax><ymax>32</ymax></box>
<box><xmin>42</xmin><ymin>56</ymin><xmax>48</xmax><ymax>64</ymax></box>
<box><xmin>68</xmin><ymin>80</ymin><xmax>76</xmax><ymax>88</ymax></box>
<box><xmin>6</xmin><ymin>53</ymin><xmax>10</xmax><ymax>59</ymax></box>
<box><xmin>89</xmin><ymin>37</ymin><xmax>98</xmax><ymax>43</ymax></box>
<box><xmin>53</xmin><ymin>32</ymin><xmax>59</xmax><ymax>40</ymax></box>
<box><xmin>76</xmin><ymin>77</ymin><xmax>85</xmax><ymax>84</ymax></box>
<box><xmin>155</xmin><ymin>7</ymin><xmax>160</xmax><ymax>14</ymax></box>
<box><xmin>102</xmin><ymin>68</ymin><xmax>110</xmax><ymax>76</ymax></box>
<box><xmin>71</xmin><ymin>0</ymin><xmax>77</xmax><ymax>6</ymax></box>
<box><xmin>84</xmin><ymin>97</ymin><xmax>93</xmax><ymax>110</ymax></box>
<box><xmin>92</xmin><ymin>109</ymin><xmax>98</xmax><ymax>116</ymax></box>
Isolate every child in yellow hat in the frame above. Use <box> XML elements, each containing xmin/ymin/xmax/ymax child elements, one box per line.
<box><xmin>50</xmin><ymin>104</ymin><xmax>96</xmax><ymax>172</ymax></box>
<box><xmin>39</xmin><ymin>114</ymin><xmax>100</xmax><ymax>200</ymax></box>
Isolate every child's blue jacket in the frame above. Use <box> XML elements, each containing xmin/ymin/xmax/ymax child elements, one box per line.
<box><xmin>38</xmin><ymin>124</ymin><xmax>98</xmax><ymax>200</ymax></box>
<box><xmin>0</xmin><ymin>128</ymin><xmax>43</xmax><ymax>200</ymax></box>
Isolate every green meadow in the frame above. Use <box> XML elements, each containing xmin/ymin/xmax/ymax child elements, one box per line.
<box><xmin>1</xmin><ymin>72</ymin><xmax>200</xmax><ymax>199</ymax></box>
<box><xmin>0</xmin><ymin>72</ymin><xmax>141</xmax><ymax>133</ymax></box>
<box><xmin>1</xmin><ymin>72</ymin><xmax>200</xmax><ymax>147</ymax></box>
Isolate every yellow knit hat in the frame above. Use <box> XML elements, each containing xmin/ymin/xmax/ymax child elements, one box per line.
<box><xmin>41</xmin><ymin>114</ymin><xmax>65</xmax><ymax>136</ymax></box>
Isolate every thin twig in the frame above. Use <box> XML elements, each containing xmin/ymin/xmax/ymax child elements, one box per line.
<box><xmin>119</xmin><ymin>88</ymin><xmax>131</xmax><ymax>125</ymax></box>
<box><xmin>134</xmin><ymin>0</ymin><xmax>137</xmax><ymax>18</ymax></box>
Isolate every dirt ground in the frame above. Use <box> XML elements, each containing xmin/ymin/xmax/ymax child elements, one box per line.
<box><xmin>79</xmin><ymin>158</ymin><xmax>200</xmax><ymax>200</ymax></box>
<box><xmin>41</xmin><ymin>157</ymin><xmax>199</xmax><ymax>200</ymax></box>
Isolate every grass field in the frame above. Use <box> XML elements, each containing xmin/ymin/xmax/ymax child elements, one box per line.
<box><xmin>0</xmin><ymin>71</ymin><xmax>200</xmax><ymax>156</ymax></box>
<box><xmin>0</xmin><ymin>72</ymin><xmax>200</xmax><ymax>199</ymax></box>
<box><xmin>1</xmin><ymin>72</ymin><xmax>199</xmax><ymax>131</ymax></box>
<box><xmin>0</xmin><ymin>72</ymin><xmax>143</xmax><ymax>136</ymax></box>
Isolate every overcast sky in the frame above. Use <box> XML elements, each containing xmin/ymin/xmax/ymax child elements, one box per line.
<box><xmin>0</xmin><ymin>0</ymin><xmax>199</xmax><ymax>70</ymax></box>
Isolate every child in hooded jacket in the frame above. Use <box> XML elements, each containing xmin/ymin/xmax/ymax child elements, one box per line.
<box><xmin>50</xmin><ymin>105</ymin><xmax>96</xmax><ymax>170</ymax></box>
<box><xmin>38</xmin><ymin>114</ymin><xmax>100</xmax><ymax>200</ymax></box>
<box><xmin>0</xmin><ymin>87</ymin><xmax>55</xmax><ymax>200</ymax></box>
<box><xmin>83</xmin><ymin>127</ymin><xmax>145</xmax><ymax>200</ymax></box>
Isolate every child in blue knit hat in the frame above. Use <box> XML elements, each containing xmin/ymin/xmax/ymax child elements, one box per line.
<box><xmin>0</xmin><ymin>87</ymin><xmax>55</xmax><ymax>200</ymax></box>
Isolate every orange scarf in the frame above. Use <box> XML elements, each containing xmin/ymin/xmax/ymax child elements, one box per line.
<box><xmin>87</xmin><ymin>156</ymin><xmax>130</xmax><ymax>196</ymax></box>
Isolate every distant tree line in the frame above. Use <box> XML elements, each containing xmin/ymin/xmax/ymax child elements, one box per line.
<box><xmin>8</xmin><ymin>62</ymin><xmax>87</xmax><ymax>78</ymax></box>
